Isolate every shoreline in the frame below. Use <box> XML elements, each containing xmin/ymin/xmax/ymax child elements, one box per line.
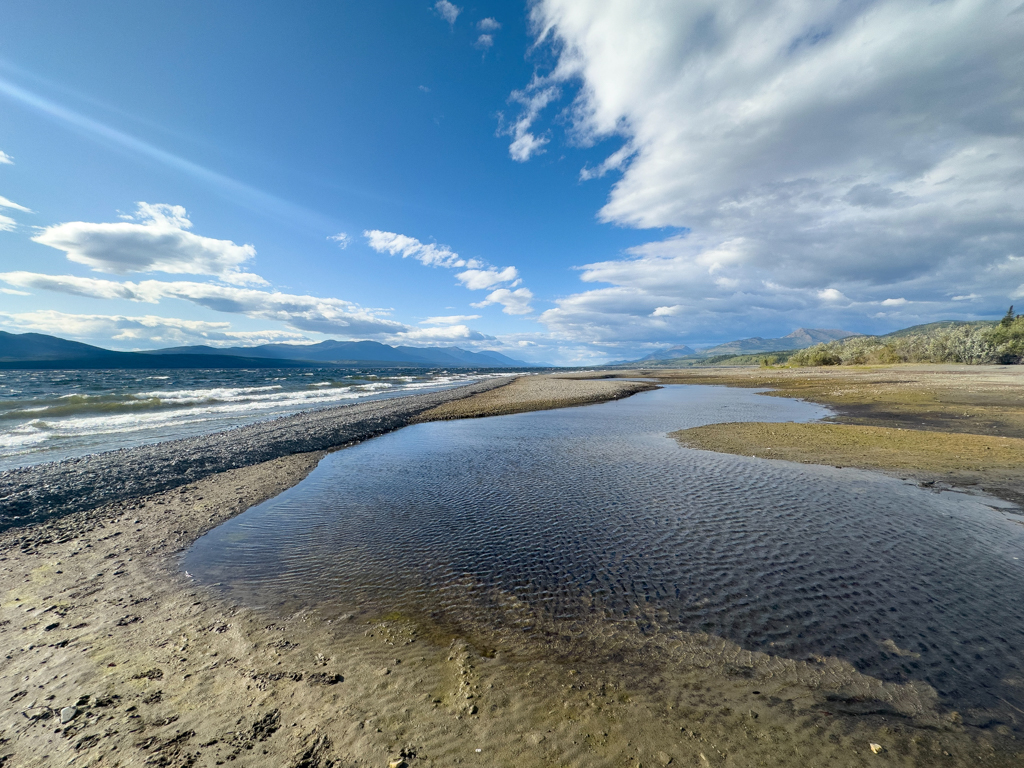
<box><xmin>615</xmin><ymin>364</ymin><xmax>1024</xmax><ymax>507</ymax></box>
<box><xmin>1</xmin><ymin>372</ymin><xmax>1021</xmax><ymax>766</ymax></box>
<box><xmin>0</xmin><ymin>377</ymin><xmax>516</xmax><ymax>531</ymax></box>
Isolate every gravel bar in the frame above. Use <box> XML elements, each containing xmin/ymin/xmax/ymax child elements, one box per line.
<box><xmin>0</xmin><ymin>377</ymin><xmax>513</xmax><ymax>530</ymax></box>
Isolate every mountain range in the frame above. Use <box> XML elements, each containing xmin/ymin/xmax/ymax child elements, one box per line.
<box><xmin>0</xmin><ymin>332</ymin><xmax>545</xmax><ymax>369</ymax></box>
<box><xmin>621</xmin><ymin>328</ymin><xmax>859</xmax><ymax>364</ymax></box>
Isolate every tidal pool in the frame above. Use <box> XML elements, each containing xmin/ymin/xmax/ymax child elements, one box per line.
<box><xmin>184</xmin><ymin>385</ymin><xmax>1024</xmax><ymax>722</ymax></box>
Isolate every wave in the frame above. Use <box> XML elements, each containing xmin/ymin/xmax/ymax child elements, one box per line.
<box><xmin>0</xmin><ymin>369</ymin><xmax>509</xmax><ymax>469</ymax></box>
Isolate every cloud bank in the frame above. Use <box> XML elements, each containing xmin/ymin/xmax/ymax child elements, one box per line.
<box><xmin>0</xmin><ymin>271</ymin><xmax>408</xmax><ymax>338</ymax></box>
<box><xmin>513</xmin><ymin>0</ymin><xmax>1024</xmax><ymax>345</ymax></box>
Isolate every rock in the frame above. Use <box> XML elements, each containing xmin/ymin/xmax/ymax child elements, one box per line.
<box><xmin>657</xmin><ymin>751</ymin><xmax>673</xmax><ymax>765</ymax></box>
<box><xmin>870</xmin><ymin>743</ymin><xmax>884</xmax><ymax>754</ymax></box>
<box><xmin>388</xmin><ymin>761</ymin><xmax>408</xmax><ymax>768</ymax></box>
<box><xmin>468</xmin><ymin>704</ymin><xmax>478</xmax><ymax>715</ymax></box>
<box><xmin>60</xmin><ymin>706</ymin><xmax>78</xmax><ymax>723</ymax></box>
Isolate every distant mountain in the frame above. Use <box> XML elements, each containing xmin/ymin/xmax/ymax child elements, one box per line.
<box><xmin>0</xmin><ymin>331</ymin><xmax>544</xmax><ymax>370</ymax></box>
<box><xmin>0</xmin><ymin>331</ymin><xmax>321</xmax><ymax>370</ymax></box>
<box><xmin>614</xmin><ymin>328</ymin><xmax>859</xmax><ymax>365</ymax></box>
<box><xmin>635</xmin><ymin>344</ymin><xmax>698</xmax><ymax>362</ymax></box>
<box><xmin>698</xmin><ymin>328</ymin><xmax>859</xmax><ymax>357</ymax></box>
<box><xmin>149</xmin><ymin>340</ymin><xmax>542</xmax><ymax>368</ymax></box>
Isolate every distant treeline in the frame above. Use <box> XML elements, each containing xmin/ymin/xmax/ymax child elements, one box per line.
<box><xmin>785</xmin><ymin>309</ymin><xmax>1024</xmax><ymax>367</ymax></box>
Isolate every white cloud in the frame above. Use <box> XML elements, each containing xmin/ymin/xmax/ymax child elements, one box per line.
<box><xmin>512</xmin><ymin>0</ymin><xmax>1024</xmax><ymax>347</ymax></box>
<box><xmin>881</xmin><ymin>297</ymin><xmax>908</xmax><ymax>306</ymax></box>
<box><xmin>32</xmin><ymin>203</ymin><xmax>267</xmax><ymax>285</ymax></box>
<box><xmin>364</xmin><ymin>230</ymin><xmax>526</xmax><ymax>302</ymax></box>
<box><xmin>455</xmin><ymin>266</ymin><xmax>518</xmax><ymax>290</ymax></box>
<box><xmin>0</xmin><ymin>310</ymin><xmax>309</xmax><ymax>347</ymax></box>
<box><xmin>421</xmin><ymin>314</ymin><xmax>481</xmax><ymax>325</ymax></box>
<box><xmin>0</xmin><ymin>150</ymin><xmax>13</xmax><ymax>165</ymax></box>
<box><xmin>396</xmin><ymin>324</ymin><xmax>492</xmax><ymax>342</ymax></box>
<box><xmin>364</xmin><ymin>229</ymin><xmax>477</xmax><ymax>269</ymax></box>
<box><xmin>0</xmin><ymin>287</ymin><xmax>30</xmax><ymax>295</ymax></box>
<box><xmin>478</xmin><ymin>18</ymin><xmax>501</xmax><ymax>32</ymax></box>
<box><xmin>435</xmin><ymin>0</ymin><xmax>461</xmax><ymax>26</ymax></box>
<box><xmin>503</xmin><ymin>82</ymin><xmax>560</xmax><ymax>162</ymax></box>
<box><xmin>475</xmin><ymin>34</ymin><xmax>495</xmax><ymax>49</ymax></box>
<box><xmin>329</xmin><ymin>232</ymin><xmax>350</xmax><ymax>249</ymax></box>
<box><xmin>817</xmin><ymin>288</ymin><xmax>847</xmax><ymax>303</ymax></box>
<box><xmin>0</xmin><ymin>194</ymin><xmax>32</xmax><ymax>213</ymax></box>
<box><xmin>0</xmin><ymin>272</ymin><xmax>410</xmax><ymax>338</ymax></box>
<box><xmin>0</xmin><ymin>214</ymin><xmax>16</xmax><ymax>233</ymax></box>
<box><xmin>472</xmin><ymin>287</ymin><xmax>534</xmax><ymax>315</ymax></box>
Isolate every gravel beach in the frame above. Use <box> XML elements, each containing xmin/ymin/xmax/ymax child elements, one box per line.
<box><xmin>0</xmin><ymin>377</ymin><xmax>515</xmax><ymax>531</ymax></box>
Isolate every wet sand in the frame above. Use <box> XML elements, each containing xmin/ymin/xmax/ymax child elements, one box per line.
<box><xmin>1</xmin><ymin>373</ymin><xmax>1021</xmax><ymax>766</ymax></box>
<box><xmin>626</xmin><ymin>364</ymin><xmax>1024</xmax><ymax>505</ymax></box>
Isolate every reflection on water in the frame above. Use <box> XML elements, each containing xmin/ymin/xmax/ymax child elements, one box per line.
<box><xmin>184</xmin><ymin>385</ymin><xmax>1024</xmax><ymax>720</ymax></box>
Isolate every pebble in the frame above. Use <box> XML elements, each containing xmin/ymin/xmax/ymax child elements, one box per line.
<box><xmin>60</xmin><ymin>706</ymin><xmax>78</xmax><ymax>723</ymax></box>
<box><xmin>870</xmin><ymin>743</ymin><xmax>884</xmax><ymax>754</ymax></box>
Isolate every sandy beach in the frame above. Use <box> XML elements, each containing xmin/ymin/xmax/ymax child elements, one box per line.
<box><xmin>1</xmin><ymin>372</ymin><xmax>1021</xmax><ymax>767</ymax></box>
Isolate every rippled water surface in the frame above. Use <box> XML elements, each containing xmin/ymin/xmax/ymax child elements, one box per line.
<box><xmin>184</xmin><ymin>385</ymin><xmax>1024</xmax><ymax>716</ymax></box>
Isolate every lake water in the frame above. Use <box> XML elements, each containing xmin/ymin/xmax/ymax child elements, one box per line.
<box><xmin>0</xmin><ymin>367</ymin><xmax>505</xmax><ymax>470</ymax></box>
<box><xmin>183</xmin><ymin>384</ymin><xmax>1024</xmax><ymax>721</ymax></box>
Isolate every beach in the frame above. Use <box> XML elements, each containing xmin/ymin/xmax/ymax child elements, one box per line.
<box><xmin>625</xmin><ymin>364</ymin><xmax>1024</xmax><ymax>506</ymax></box>
<box><xmin>1</xmin><ymin>371</ymin><xmax>1021</xmax><ymax>767</ymax></box>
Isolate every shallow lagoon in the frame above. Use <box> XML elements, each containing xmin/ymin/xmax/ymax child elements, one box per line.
<box><xmin>184</xmin><ymin>385</ymin><xmax>1024</xmax><ymax>723</ymax></box>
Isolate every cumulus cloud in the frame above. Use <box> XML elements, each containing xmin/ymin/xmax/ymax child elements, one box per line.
<box><xmin>32</xmin><ymin>203</ymin><xmax>267</xmax><ymax>285</ymax></box>
<box><xmin>472</xmin><ymin>287</ymin><xmax>534</xmax><ymax>315</ymax></box>
<box><xmin>455</xmin><ymin>266</ymin><xmax>518</xmax><ymax>290</ymax></box>
<box><xmin>0</xmin><ymin>272</ymin><xmax>409</xmax><ymax>338</ymax></box>
<box><xmin>329</xmin><ymin>232</ymin><xmax>351</xmax><ymax>249</ymax></box>
<box><xmin>434</xmin><ymin>0</ymin><xmax>461</xmax><ymax>26</ymax></box>
<box><xmin>475</xmin><ymin>34</ymin><xmax>495</xmax><ymax>49</ymax></box>
<box><xmin>396</xmin><ymin>324</ymin><xmax>492</xmax><ymax>342</ymax></box>
<box><xmin>0</xmin><ymin>310</ymin><xmax>310</xmax><ymax>347</ymax></box>
<box><xmin>478</xmin><ymin>18</ymin><xmax>501</xmax><ymax>32</ymax></box>
<box><xmin>514</xmin><ymin>0</ymin><xmax>1024</xmax><ymax>347</ymax></box>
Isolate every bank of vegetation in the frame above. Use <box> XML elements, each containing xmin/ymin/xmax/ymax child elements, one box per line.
<box><xmin>785</xmin><ymin>310</ymin><xmax>1024</xmax><ymax>367</ymax></box>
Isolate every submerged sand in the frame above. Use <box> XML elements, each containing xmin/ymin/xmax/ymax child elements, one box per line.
<box><xmin>1</xmin><ymin>373</ymin><xmax>1021</xmax><ymax>767</ymax></box>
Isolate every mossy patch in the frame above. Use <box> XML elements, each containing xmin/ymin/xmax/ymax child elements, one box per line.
<box><xmin>672</xmin><ymin>422</ymin><xmax>1024</xmax><ymax>474</ymax></box>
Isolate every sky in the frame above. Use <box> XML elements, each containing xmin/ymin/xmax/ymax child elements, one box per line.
<box><xmin>0</xmin><ymin>0</ymin><xmax>1022</xmax><ymax>365</ymax></box>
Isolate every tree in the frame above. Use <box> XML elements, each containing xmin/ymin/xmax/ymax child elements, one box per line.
<box><xmin>1001</xmin><ymin>306</ymin><xmax>1016</xmax><ymax>328</ymax></box>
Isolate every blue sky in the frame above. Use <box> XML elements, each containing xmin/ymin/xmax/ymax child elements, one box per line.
<box><xmin>1</xmin><ymin>1</ymin><xmax>1022</xmax><ymax>364</ymax></box>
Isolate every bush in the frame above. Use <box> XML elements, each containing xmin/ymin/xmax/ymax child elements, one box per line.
<box><xmin>788</xmin><ymin>322</ymin><xmax>1004</xmax><ymax>367</ymax></box>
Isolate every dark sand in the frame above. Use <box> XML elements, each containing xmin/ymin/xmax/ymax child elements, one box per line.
<box><xmin>1</xmin><ymin>373</ymin><xmax>1021</xmax><ymax>767</ymax></box>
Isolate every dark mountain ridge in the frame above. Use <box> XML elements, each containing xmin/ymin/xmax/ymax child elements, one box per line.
<box><xmin>0</xmin><ymin>331</ymin><xmax>544</xmax><ymax>370</ymax></box>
